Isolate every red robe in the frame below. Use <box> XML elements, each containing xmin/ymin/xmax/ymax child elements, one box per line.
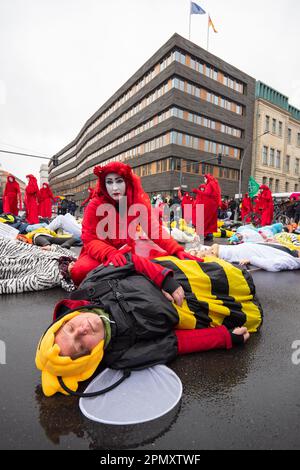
<box><xmin>39</xmin><ymin>183</ymin><xmax>55</xmax><ymax>218</ymax></box>
<box><xmin>25</xmin><ymin>174</ymin><xmax>40</xmax><ymax>224</ymax></box>
<box><xmin>259</xmin><ymin>186</ymin><xmax>274</xmax><ymax>226</ymax></box>
<box><xmin>71</xmin><ymin>162</ymin><xmax>184</xmax><ymax>285</ymax></box>
<box><xmin>181</xmin><ymin>192</ymin><xmax>194</xmax><ymax>224</ymax></box>
<box><xmin>241</xmin><ymin>194</ymin><xmax>253</xmax><ymax>223</ymax></box>
<box><xmin>3</xmin><ymin>176</ymin><xmax>22</xmax><ymax>215</ymax></box>
<box><xmin>195</xmin><ymin>175</ymin><xmax>221</xmax><ymax>236</ymax></box>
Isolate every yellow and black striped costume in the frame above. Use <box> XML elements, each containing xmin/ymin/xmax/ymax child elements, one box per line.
<box><xmin>154</xmin><ymin>256</ymin><xmax>263</xmax><ymax>333</ymax></box>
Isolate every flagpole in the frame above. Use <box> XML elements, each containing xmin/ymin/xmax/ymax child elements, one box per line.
<box><xmin>188</xmin><ymin>2</ymin><xmax>192</xmax><ymax>40</ymax></box>
<box><xmin>207</xmin><ymin>13</ymin><xmax>210</xmax><ymax>51</ymax></box>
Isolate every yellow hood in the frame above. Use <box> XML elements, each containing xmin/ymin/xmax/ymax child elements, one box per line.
<box><xmin>35</xmin><ymin>311</ymin><xmax>104</xmax><ymax>397</ymax></box>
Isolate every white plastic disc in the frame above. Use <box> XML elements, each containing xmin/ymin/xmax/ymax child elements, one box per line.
<box><xmin>79</xmin><ymin>365</ymin><xmax>182</xmax><ymax>425</ymax></box>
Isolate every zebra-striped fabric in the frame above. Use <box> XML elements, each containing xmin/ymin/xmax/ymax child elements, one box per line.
<box><xmin>0</xmin><ymin>238</ymin><xmax>78</xmax><ymax>294</ymax></box>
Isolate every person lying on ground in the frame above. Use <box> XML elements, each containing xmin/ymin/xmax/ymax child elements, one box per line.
<box><xmin>35</xmin><ymin>253</ymin><xmax>262</xmax><ymax>396</ymax></box>
<box><xmin>0</xmin><ymin>237</ymin><xmax>77</xmax><ymax>294</ymax></box>
<box><xmin>190</xmin><ymin>242</ymin><xmax>300</xmax><ymax>272</ymax></box>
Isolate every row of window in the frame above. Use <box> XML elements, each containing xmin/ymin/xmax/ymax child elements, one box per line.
<box><xmin>172</xmin><ymin>78</ymin><xmax>243</xmax><ymax>115</ymax></box>
<box><xmin>261</xmin><ymin>177</ymin><xmax>299</xmax><ymax>193</ymax></box>
<box><xmin>262</xmin><ymin>146</ymin><xmax>300</xmax><ymax>174</ymax></box>
<box><xmin>174</xmin><ymin>51</ymin><xmax>244</xmax><ymax>94</ymax></box>
<box><xmin>52</xmin><ymin>104</ymin><xmax>242</xmax><ymax>177</ymax></box>
<box><xmin>264</xmin><ymin>115</ymin><xmax>300</xmax><ymax>145</ymax></box>
<box><xmin>170</xmin><ymin>131</ymin><xmax>241</xmax><ymax>159</ymax></box>
<box><xmin>51</xmin><ymin>75</ymin><xmax>244</xmax><ymax>176</ymax></box>
<box><xmin>51</xmin><ymin>130</ymin><xmax>241</xmax><ymax>186</ymax></box>
<box><xmin>134</xmin><ymin>157</ymin><xmax>238</xmax><ymax>180</ymax></box>
<box><xmin>51</xmin><ymin>157</ymin><xmax>239</xmax><ymax>195</ymax></box>
<box><xmin>55</xmin><ymin>49</ymin><xmax>245</xmax><ymax>163</ymax></box>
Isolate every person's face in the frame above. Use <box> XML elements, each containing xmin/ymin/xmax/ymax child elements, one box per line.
<box><xmin>204</xmin><ymin>177</ymin><xmax>208</xmax><ymax>184</ymax></box>
<box><xmin>8</xmin><ymin>177</ymin><xmax>14</xmax><ymax>183</ymax></box>
<box><xmin>55</xmin><ymin>313</ymin><xmax>104</xmax><ymax>359</ymax></box>
<box><xmin>105</xmin><ymin>173</ymin><xmax>126</xmax><ymax>201</ymax></box>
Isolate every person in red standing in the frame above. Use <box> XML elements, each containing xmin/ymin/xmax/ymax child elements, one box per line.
<box><xmin>192</xmin><ymin>184</ymin><xmax>205</xmax><ymax>228</ymax></box>
<box><xmin>241</xmin><ymin>193</ymin><xmax>253</xmax><ymax>223</ymax></box>
<box><xmin>70</xmin><ymin>162</ymin><xmax>198</xmax><ymax>286</ymax></box>
<box><xmin>39</xmin><ymin>183</ymin><xmax>55</xmax><ymax>219</ymax></box>
<box><xmin>198</xmin><ymin>174</ymin><xmax>221</xmax><ymax>241</ymax></box>
<box><xmin>258</xmin><ymin>185</ymin><xmax>274</xmax><ymax>226</ymax></box>
<box><xmin>24</xmin><ymin>174</ymin><xmax>40</xmax><ymax>224</ymax></box>
<box><xmin>81</xmin><ymin>187</ymin><xmax>95</xmax><ymax>209</ymax></box>
<box><xmin>255</xmin><ymin>184</ymin><xmax>274</xmax><ymax>227</ymax></box>
<box><xmin>3</xmin><ymin>175</ymin><xmax>22</xmax><ymax>215</ymax></box>
<box><xmin>180</xmin><ymin>192</ymin><xmax>194</xmax><ymax>225</ymax></box>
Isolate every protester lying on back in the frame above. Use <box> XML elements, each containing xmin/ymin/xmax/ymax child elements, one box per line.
<box><xmin>191</xmin><ymin>243</ymin><xmax>300</xmax><ymax>272</ymax></box>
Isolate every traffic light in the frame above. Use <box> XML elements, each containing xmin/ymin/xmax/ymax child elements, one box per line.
<box><xmin>217</xmin><ymin>153</ymin><xmax>222</xmax><ymax>165</ymax></box>
<box><xmin>52</xmin><ymin>156</ymin><xmax>59</xmax><ymax>167</ymax></box>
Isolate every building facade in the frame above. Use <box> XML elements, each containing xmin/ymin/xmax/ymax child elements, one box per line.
<box><xmin>252</xmin><ymin>82</ymin><xmax>300</xmax><ymax>194</ymax></box>
<box><xmin>49</xmin><ymin>34</ymin><xmax>256</xmax><ymax>203</ymax></box>
<box><xmin>39</xmin><ymin>164</ymin><xmax>49</xmax><ymax>186</ymax></box>
<box><xmin>0</xmin><ymin>163</ymin><xmax>26</xmax><ymax>199</ymax></box>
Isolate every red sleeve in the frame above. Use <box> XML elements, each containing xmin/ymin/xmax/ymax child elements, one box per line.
<box><xmin>131</xmin><ymin>254</ymin><xmax>173</xmax><ymax>289</ymax></box>
<box><xmin>85</xmin><ymin>239</ymin><xmax>118</xmax><ymax>263</ymax></box>
<box><xmin>175</xmin><ymin>326</ymin><xmax>232</xmax><ymax>354</ymax></box>
<box><xmin>203</xmin><ymin>182</ymin><xmax>214</xmax><ymax>198</ymax></box>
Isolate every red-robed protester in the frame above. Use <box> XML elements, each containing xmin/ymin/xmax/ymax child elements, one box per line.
<box><xmin>81</xmin><ymin>187</ymin><xmax>95</xmax><ymax>208</ymax></box>
<box><xmin>70</xmin><ymin>162</ymin><xmax>198</xmax><ymax>286</ymax></box>
<box><xmin>39</xmin><ymin>183</ymin><xmax>55</xmax><ymax>218</ymax></box>
<box><xmin>25</xmin><ymin>174</ymin><xmax>40</xmax><ymax>224</ymax></box>
<box><xmin>196</xmin><ymin>174</ymin><xmax>221</xmax><ymax>237</ymax></box>
<box><xmin>3</xmin><ymin>175</ymin><xmax>22</xmax><ymax>215</ymax></box>
<box><xmin>258</xmin><ymin>185</ymin><xmax>274</xmax><ymax>226</ymax></box>
<box><xmin>192</xmin><ymin>184</ymin><xmax>205</xmax><ymax>227</ymax></box>
<box><xmin>181</xmin><ymin>192</ymin><xmax>194</xmax><ymax>224</ymax></box>
<box><xmin>241</xmin><ymin>193</ymin><xmax>253</xmax><ymax>223</ymax></box>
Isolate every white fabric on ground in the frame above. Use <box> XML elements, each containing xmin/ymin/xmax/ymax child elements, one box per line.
<box><xmin>219</xmin><ymin>243</ymin><xmax>300</xmax><ymax>272</ymax></box>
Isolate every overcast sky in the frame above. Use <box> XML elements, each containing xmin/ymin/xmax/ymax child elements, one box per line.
<box><xmin>0</xmin><ymin>0</ymin><xmax>299</xmax><ymax>183</ymax></box>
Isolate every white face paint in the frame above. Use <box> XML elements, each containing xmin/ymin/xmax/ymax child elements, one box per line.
<box><xmin>105</xmin><ymin>173</ymin><xmax>126</xmax><ymax>201</ymax></box>
<box><xmin>8</xmin><ymin>177</ymin><xmax>14</xmax><ymax>182</ymax></box>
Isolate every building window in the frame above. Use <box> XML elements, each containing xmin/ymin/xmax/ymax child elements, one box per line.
<box><xmin>297</xmin><ymin>133</ymin><xmax>300</xmax><ymax>147</ymax></box>
<box><xmin>295</xmin><ymin>184</ymin><xmax>299</xmax><ymax>192</ymax></box>
<box><xmin>278</xmin><ymin>121</ymin><xmax>283</xmax><ymax>137</ymax></box>
<box><xmin>275</xmin><ymin>179</ymin><xmax>280</xmax><ymax>193</ymax></box>
<box><xmin>272</xmin><ymin>119</ymin><xmax>276</xmax><ymax>134</ymax></box>
<box><xmin>262</xmin><ymin>177</ymin><xmax>268</xmax><ymax>185</ymax></box>
<box><xmin>295</xmin><ymin>158</ymin><xmax>300</xmax><ymax>175</ymax></box>
<box><xmin>288</xmin><ymin>128</ymin><xmax>292</xmax><ymax>144</ymax></box>
<box><xmin>269</xmin><ymin>178</ymin><xmax>273</xmax><ymax>191</ymax></box>
<box><xmin>262</xmin><ymin>146</ymin><xmax>268</xmax><ymax>165</ymax></box>
<box><xmin>269</xmin><ymin>148</ymin><xmax>275</xmax><ymax>166</ymax></box>
<box><xmin>265</xmin><ymin>116</ymin><xmax>270</xmax><ymax>132</ymax></box>
<box><xmin>285</xmin><ymin>155</ymin><xmax>290</xmax><ymax>172</ymax></box>
<box><xmin>276</xmin><ymin>150</ymin><xmax>281</xmax><ymax>169</ymax></box>
<box><xmin>285</xmin><ymin>182</ymin><xmax>289</xmax><ymax>192</ymax></box>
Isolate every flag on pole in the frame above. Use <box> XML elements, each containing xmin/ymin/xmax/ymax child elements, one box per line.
<box><xmin>191</xmin><ymin>2</ymin><xmax>206</xmax><ymax>15</ymax></box>
<box><xmin>248</xmin><ymin>176</ymin><xmax>260</xmax><ymax>198</ymax></box>
<box><xmin>208</xmin><ymin>15</ymin><xmax>218</xmax><ymax>33</ymax></box>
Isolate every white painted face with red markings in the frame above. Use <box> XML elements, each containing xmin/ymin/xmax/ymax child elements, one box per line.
<box><xmin>105</xmin><ymin>173</ymin><xmax>126</xmax><ymax>201</ymax></box>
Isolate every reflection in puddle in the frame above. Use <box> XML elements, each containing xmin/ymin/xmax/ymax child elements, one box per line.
<box><xmin>35</xmin><ymin>386</ymin><xmax>180</xmax><ymax>449</ymax></box>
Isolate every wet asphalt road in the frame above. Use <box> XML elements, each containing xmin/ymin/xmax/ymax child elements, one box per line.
<box><xmin>0</xmin><ymin>253</ymin><xmax>300</xmax><ymax>450</ymax></box>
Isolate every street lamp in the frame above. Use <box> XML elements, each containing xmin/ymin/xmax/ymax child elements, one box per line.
<box><xmin>238</xmin><ymin>130</ymin><xmax>270</xmax><ymax>200</ymax></box>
